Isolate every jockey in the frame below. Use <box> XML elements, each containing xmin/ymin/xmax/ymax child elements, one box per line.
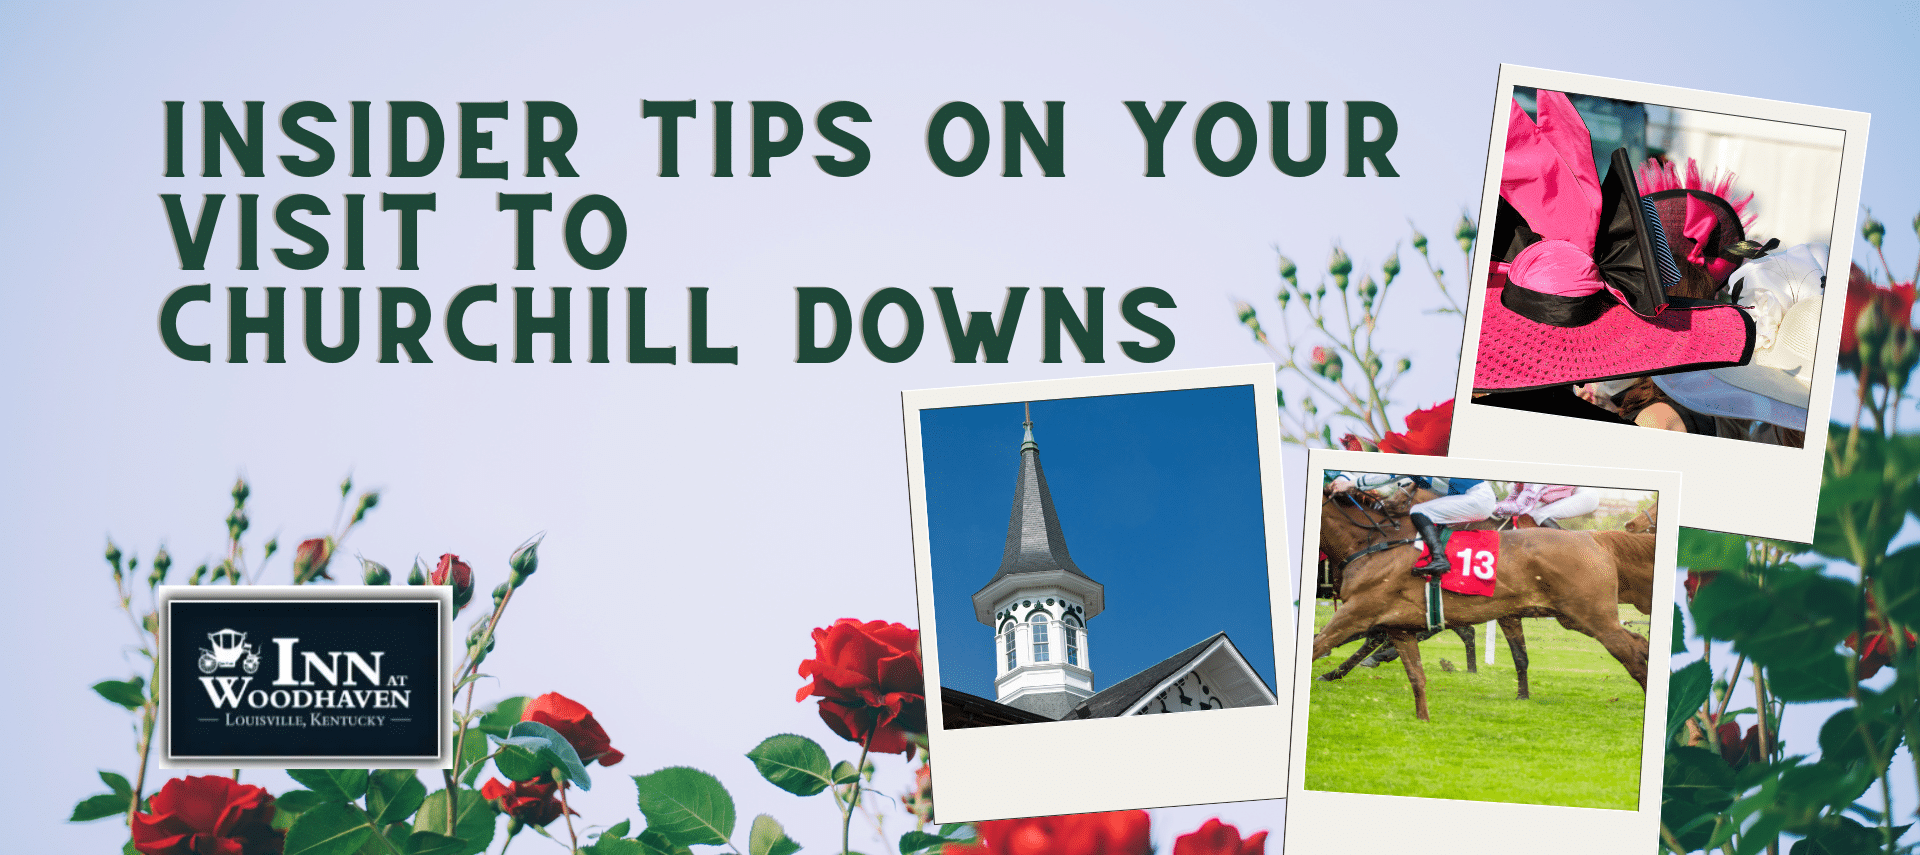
<box><xmin>1494</xmin><ymin>483</ymin><xmax>1599</xmax><ymax>527</ymax></box>
<box><xmin>1326</xmin><ymin>472</ymin><xmax>1496</xmax><ymax>576</ymax></box>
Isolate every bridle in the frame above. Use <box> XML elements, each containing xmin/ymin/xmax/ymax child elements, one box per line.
<box><xmin>1324</xmin><ymin>492</ymin><xmax>1420</xmax><ymax>575</ymax></box>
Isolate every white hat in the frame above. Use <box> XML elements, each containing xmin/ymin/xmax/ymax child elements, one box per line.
<box><xmin>1652</xmin><ymin>244</ymin><xmax>1827</xmax><ymax>430</ymax></box>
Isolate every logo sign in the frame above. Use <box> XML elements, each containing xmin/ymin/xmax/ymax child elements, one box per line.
<box><xmin>158</xmin><ymin>586</ymin><xmax>452</xmax><ymax>768</ymax></box>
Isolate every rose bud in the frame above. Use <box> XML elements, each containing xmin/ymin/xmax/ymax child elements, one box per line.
<box><xmin>467</xmin><ymin>621</ymin><xmax>497</xmax><ymax>665</ymax></box>
<box><xmin>188</xmin><ymin>563</ymin><xmax>209</xmax><ymax>586</ymax></box>
<box><xmin>339</xmin><ymin>474</ymin><xmax>353</xmax><ymax>498</ymax></box>
<box><xmin>149</xmin><ymin>547</ymin><xmax>172</xmax><ymax>588</ymax></box>
<box><xmin>481</xmin><ymin>777</ymin><xmax>570</xmax><ymax>828</ymax></box>
<box><xmin>231</xmin><ymin>477</ymin><xmax>250</xmax><ymax>506</ymax></box>
<box><xmin>292</xmin><ymin>537</ymin><xmax>333</xmax><ymax>584</ymax></box>
<box><xmin>360</xmin><ymin>558</ymin><xmax>391</xmax><ymax>586</ymax></box>
<box><xmin>407</xmin><ymin>558</ymin><xmax>428</xmax><ymax>586</ymax></box>
<box><xmin>1863</xmin><ymin>212</ymin><xmax>1885</xmax><ymax>250</ymax></box>
<box><xmin>1411</xmin><ymin>227</ymin><xmax>1429</xmax><ymax>255</ymax></box>
<box><xmin>509</xmin><ymin>536</ymin><xmax>542</xmax><ymax>587</ymax></box>
<box><xmin>352</xmin><ymin>491</ymin><xmax>380</xmax><ymax>525</ymax></box>
<box><xmin>262</xmin><ymin>537</ymin><xmax>278</xmax><ymax>561</ymax></box>
<box><xmin>492</xmin><ymin>582</ymin><xmax>510</xmax><ymax>608</ymax></box>
<box><xmin>105</xmin><ymin>539</ymin><xmax>124</xmax><ymax>582</ymax></box>
<box><xmin>433</xmin><ymin>553</ymin><xmax>475</xmax><ymax>612</ymax></box>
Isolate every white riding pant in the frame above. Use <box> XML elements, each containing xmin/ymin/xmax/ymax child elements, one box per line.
<box><xmin>1525</xmin><ymin>488</ymin><xmax>1599</xmax><ymax>525</ymax></box>
<box><xmin>1410</xmin><ymin>482</ymin><xmax>1496</xmax><ymax>525</ymax></box>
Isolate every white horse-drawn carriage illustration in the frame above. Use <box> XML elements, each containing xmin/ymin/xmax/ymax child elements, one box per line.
<box><xmin>197</xmin><ymin>628</ymin><xmax>261</xmax><ymax>675</ymax></box>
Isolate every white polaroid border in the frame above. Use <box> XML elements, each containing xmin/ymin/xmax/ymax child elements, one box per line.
<box><xmin>903</xmin><ymin>365</ymin><xmax>1294</xmax><ymax>821</ymax></box>
<box><xmin>1449</xmin><ymin>64</ymin><xmax>1869</xmax><ymax>542</ymax></box>
<box><xmin>1285</xmin><ymin>449</ymin><xmax>1680</xmax><ymax>854</ymax></box>
<box><xmin>157</xmin><ymin>585</ymin><xmax>455</xmax><ymax>769</ymax></box>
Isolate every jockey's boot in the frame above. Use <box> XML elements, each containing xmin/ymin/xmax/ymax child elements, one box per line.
<box><xmin>1411</xmin><ymin>512</ymin><xmax>1450</xmax><ymax>577</ymax></box>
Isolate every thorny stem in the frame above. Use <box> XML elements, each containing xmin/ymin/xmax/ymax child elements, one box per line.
<box><xmin>444</xmin><ymin>588</ymin><xmax>516</xmax><ymax>830</ymax></box>
<box><xmin>557</xmin><ymin>779</ymin><xmax>580</xmax><ymax>855</ymax></box>
<box><xmin>843</xmin><ymin>733</ymin><xmax>873</xmax><ymax>855</ymax></box>
<box><xmin>1660</xmin><ymin>822</ymin><xmax>1688</xmax><ymax>854</ymax></box>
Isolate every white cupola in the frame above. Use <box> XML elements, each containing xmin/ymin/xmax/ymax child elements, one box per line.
<box><xmin>970</xmin><ymin>406</ymin><xmax>1105</xmax><ymax>719</ymax></box>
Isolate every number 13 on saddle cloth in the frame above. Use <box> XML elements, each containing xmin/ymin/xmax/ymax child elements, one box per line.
<box><xmin>1415</xmin><ymin>530</ymin><xmax>1501</xmax><ymax>597</ymax></box>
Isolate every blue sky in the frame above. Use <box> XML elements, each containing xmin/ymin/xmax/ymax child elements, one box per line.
<box><xmin>920</xmin><ymin>386</ymin><xmax>1277</xmax><ymax>700</ymax></box>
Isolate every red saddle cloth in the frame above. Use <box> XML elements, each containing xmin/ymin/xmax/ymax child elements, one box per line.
<box><xmin>1414</xmin><ymin>530</ymin><xmax>1501</xmax><ymax>597</ymax></box>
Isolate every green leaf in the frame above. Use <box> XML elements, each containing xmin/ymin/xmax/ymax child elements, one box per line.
<box><xmin>489</xmin><ymin>721</ymin><xmax>591</xmax><ymax>790</ymax></box>
<box><xmin>456</xmin><ymin>732</ymin><xmax>492</xmax><ymax>787</ymax></box>
<box><xmin>92</xmin><ymin>678</ymin><xmax>146</xmax><ymax>710</ymax></box>
<box><xmin>287</xmin><ymin>769</ymin><xmax>371</xmax><ymax>803</ymax></box>
<box><xmin>275</xmin><ymin>790</ymin><xmax>332</xmax><ymax>816</ymax></box>
<box><xmin>1766</xmin><ymin>653</ymin><xmax>1852</xmax><ymax>702</ymax></box>
<box><xmin>747</xmin><ymin>734</ymin><xmax>833</xmax><ymax>797</ymax></box>
<box><xmin>585</xmin><ymin>835</ymin><xmax>652</xmax><ymax>855</ymax></box>
<box><xmin>98</xmin><ymin>770</ymin><xmax>132</xmax><ymax>797</ymax></box>
<box><xmin>69</xmin><ymin>793</ymin><xmax>127</xmax><ymax>822</ymax></box>
<box><xmin>748</xmin><ymin>814</ymin><xmax>800</xmax><ymax>855</ymax></box>
<box><xmin>1678</xmin><ymin>529</ymin><xmax>1750</xmax><ymax>573</ymax></box>
<box><xmin>1878</xmin><ymin>544</ymin><xmax>1920</xmax><ymax>627</ymax></box>
<box><xmin>476</xmin><ymin>696</ymin><xmax>529</xmax><ymax>738</ymax></box>
<box><xmin>1672</xmin><ymin>604</ymin><xmax>1688</xmax><ymax>655</ymax></box>
<box><xmin>411</xmin><ymin>789</ymin><xmax>496</xmax><ymax>855</ymax></box>
<box><xmin>830</xmin><ymin>761</ymin><xmax>860</xmax><ymax>784</ymax></box>
<box><xmin>1817</xmin><ymin>708</ymin><xmax>1900</xmax><ymax>769</ymax></box>
<box><xmin>632</xmin><ymin>766</ymin><xmax>737</xmax><ymax>846</ymax></box>
<box><xmin>634</xmin><ymin>830</ymin><xmax>695</xmax><ymax>855</ymax></box>
<box><xmin>607</xmin><ymin>820</ymin><xmax>632</xmax><ymax>838</ymax></box>
<box><xmin>284</xmin><ymin>802</ymin><xmax>373</xmax><ymax>855</ymax></box>
<box><xmin>899</xmin><ymin>831</ymin><xmax>948</xmax><ymax>854</ymax></box>
<box><xmin>493</xmin><ymin>744</ymin><xmax>546</xmax><ymax>783</ymax></box>
<box><xmin>1666</xmin><ymin>660</ymin><xmax>1712</xmax><ymax>745</ymax></box>
<box><xmin>367</xmin><ymin>770</ymin><xmax>426</xmax><ymax>826</ymax></box>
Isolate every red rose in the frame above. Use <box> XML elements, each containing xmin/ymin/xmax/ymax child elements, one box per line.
<box><xmin>795</xmin><ymin>619</ymin><xmax>926</xmax><ymax>756</ymax></box>
<box><xmin>945</xmin><ymin>811</ymin><xmax>1153</xmax><ymax>855</ymax></box>
<box><xmin>432</xmin><ymin>553</ymin><xmax>475</xmax><ymax>612</ymax></box>
<box><xmin>1842</xmin><ymin>264</ymin><xmax>1917</xmax><ymax>360</ymax></box>
<box><xmin>132</xmin><ymin>776</ymin><xmax>284</xmax><ymax>855</ymax></box>
<box><xmin>481</xmin><ymin>776</ymin><xmax>571</xmax><ymax>827</ymax></box>
<box><xmin>1713</xmin><ymin>720</ymin><xmax>1745</xmax><ymax>766</ymax></box>
<box><xmin>291</xmin><ymin>538</ymin><xmax>332</xmax><ymax>583</ymax></box>
<box><xmin>902</xmin><ymin>763</ymin><xmax>934</xmax><ymax>822</ymax></box>
<box><xmin>1375</xmin><ymin>400</ymin><xmax>1452</xmax><ymax>456</ymax></box>
<box><xmin>1683</xmin><ymin>569</ymin><xmax>1719</xmax><ymax>603</ymax></box>
<box><xmin>1336</xmin><ymin>433</ymin><xmax>1367</xmax><ymax>451</ymax></box>
<box><xmin>1174</xmin><ymin>819</ymin><xmax>1268</xmax><ymax>855</ymax></box>
<box><xmin>523</xmin><ymin>692</ymin><xmax>624</xmax><ymax>766</ymax></box>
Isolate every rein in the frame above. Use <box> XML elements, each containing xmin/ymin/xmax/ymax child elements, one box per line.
<box><xmin>1326</xmin><ymin>493</ymin><xmax>1419</xmax><ymax>575</ymax></box>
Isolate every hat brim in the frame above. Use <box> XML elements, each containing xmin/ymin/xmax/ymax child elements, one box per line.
<box><xmin>1473</xmin><ymin>284</ymin><xmax>1756</xmax><ymax>393</ymax></box>
<box><xmin>1651</xmin><ymin>368</ymin><xmax>1809</xmax><ymax>430</ymax></box>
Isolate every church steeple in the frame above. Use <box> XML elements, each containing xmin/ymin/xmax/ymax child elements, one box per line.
<box><xmin>971</xmin><ymin>404</ymin><xmax>1104</xmax><ymax>718</ymax></box>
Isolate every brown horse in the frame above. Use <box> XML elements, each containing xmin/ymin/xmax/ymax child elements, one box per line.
<box><xmin>1314</xmin><ymin>491</ymin><xmax>1651</xmax><ymax>720</ymax></box>
<box><xmin>1625</xmin><ymin>504</ymin><xmax>1658</xmax><ymax>533</ymax></box>
<box><xmin>1318</xmin><ymin>490</ymin><xmax>1656</xmax><ymax>700</ymax></box>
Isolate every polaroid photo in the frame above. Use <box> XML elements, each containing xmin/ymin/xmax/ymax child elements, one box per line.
<box><xmin>1284</xmin><ymin>448</ymin><xmax>1680</xmax><ymax>853</ymax></box>
<box><xmin>903</xmin><ymin>365</ymin><xmax>1293</xmax><ymax>821</ymax></box>
<box><xmin>1450</xmin><ymin>64</ymin><xmax>1869</xmax><ymax>542</ymax></box>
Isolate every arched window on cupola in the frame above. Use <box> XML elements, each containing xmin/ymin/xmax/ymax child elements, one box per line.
<box><xmin>1063</xmin><ymin>613</ymin><xmax>1082</xmax><ymax>666</ymax></box>
<box><xmin>1029</xmin><ymin>612</ymin><xmax>1050</xmax><ymax>663</ymax></box>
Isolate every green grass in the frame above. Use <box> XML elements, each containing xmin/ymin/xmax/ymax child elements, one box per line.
<box><xmin>1302</xmin><ymin>603</ymin><xmax>1648</xmax><ymax>809</ymax></box>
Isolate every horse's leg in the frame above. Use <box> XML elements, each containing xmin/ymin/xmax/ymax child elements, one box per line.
<box><xmin>1386</xmin><ymin>629</ymin><xmax>1430</xmax><ymax>721</ymax></box>
<box><xmin>1565</xmin><ymin>607</ymin><xmax>1649</xmax><ymax>689</ymax></box>
<box><xmin>1311</xmin><ymin>605</ymin><xmax>1384</xmax><ymax>661</ymax></box>
<box><xmin>1321</xmin><ymin>631</ymin><xmax>1389</xmax><ymax>681</ymax></box>
<box><xmin>1454</xmin><ymin>624</ymin><xmax>1478</xmax><ymax>673</ymax></box>
<box><xmin>1498</xmin><ymin>617</ymin><xmax>1530</xmax><ymax>700</ymax></box>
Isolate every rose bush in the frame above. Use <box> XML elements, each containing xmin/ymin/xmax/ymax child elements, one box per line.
<box><xmin>1172</xmin><ymin>818</ymin><xmax>1267</xmax><ymax>855</ymax></box>
<box><xmin>1841</xmin><ymin>263</ymin><xmax>1916</xmax><ymax>362</ymax></box>
<box><xmin>131</xmin><ymin>776</ymin><xmax>283</xmax><ymax>855</ymax></box>
<box><xmin>796</xmin><ymin>618</ymin><xmax>926</xmax><ymax>755</ymax></box>
<box><xmin>523</xmin><ymin>691</ymin><xmax>625</xmax><ymax>766</ymax></box>
<box><xmin>945</xmin><ymin>811</ymin><xmax>1153</xmax><ymax>855</ymax></box>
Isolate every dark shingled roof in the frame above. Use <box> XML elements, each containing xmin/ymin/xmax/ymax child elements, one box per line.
<box><xmin>976</xmin><ymin>423</ymin><xmax>1095</xmax><ymax>595</ymax></box>
<box><xmin>1064</xmin><ymin>632</ymin><xmax>1229</xmax><ymax>720</ymax></box>
<box><xmin>940</xmin><ymin>686</ymin><xmax>1057</xmax><ymax>728</ymax></box>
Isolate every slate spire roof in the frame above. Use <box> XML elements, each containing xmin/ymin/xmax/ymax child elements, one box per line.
<box><xmin>977</xmin><ymin>405</ymin><xmax>1096</xmax><ymax>593</ymax></box>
